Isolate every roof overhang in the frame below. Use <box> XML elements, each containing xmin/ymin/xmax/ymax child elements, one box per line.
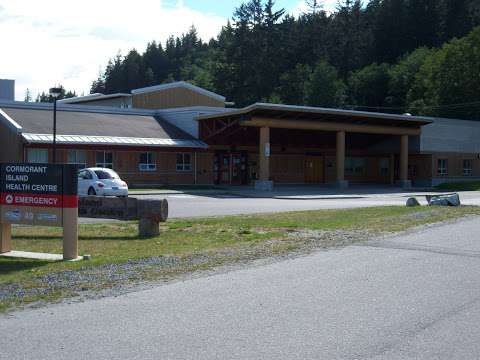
<box><xmin>197</xmin><ymin>103</ymin><xmax>433</xmax><ymax>136</ymax></box>
<box><xmin>22</xmin><ymin>133</ymin><xmax>208</xmax><ymax>149</ymax></box>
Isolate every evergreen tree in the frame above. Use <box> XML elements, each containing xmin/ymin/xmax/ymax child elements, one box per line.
<box><xmin>35</xmin><ymin>85</ymin><xmax>77</xmax><ymax>103</ymax></box>
<box><xmin>89</xmin><ymin>0</ymin><xmax>480</xmax><ymax>119</ymax></box>
<box><xmin>24</xmin><ymin>89</ymin><xmax>32</xmax><ymax>102</ymax></box>
<box><xmin>304</xmin><ymin>60</ymin><xmax>346</xmax><ymax>107</ymax></box>
<box><xmin>348</xmin><ymin>62</ymin><xmax>391</xmax><ymax>111</ymax></box>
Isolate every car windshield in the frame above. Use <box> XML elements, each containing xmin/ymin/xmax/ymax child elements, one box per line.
<box><xmin>94</xmin><ymin>169</ymin><xmax>119</xmax><ymax>180</ymax></box>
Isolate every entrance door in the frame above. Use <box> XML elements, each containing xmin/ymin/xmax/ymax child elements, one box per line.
<box><xmin>305</xmin><ymin>156</ymin><xmax>324</xmax><ymax>183</ymax></box>
<box><xmin>214</xmin><ymin>152</ymin><xmax>248</xmax><ymax>185</ymax></box>
<box><xmin>216</xmin><ymin>153</ymin><xmax>231</xmax><ymax>184</ymax></box>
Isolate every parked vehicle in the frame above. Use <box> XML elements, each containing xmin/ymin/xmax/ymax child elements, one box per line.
<box><xmin>78</xmin><ymin>168</ymin><xmax>128</xmax><ymax>197</ymax></box>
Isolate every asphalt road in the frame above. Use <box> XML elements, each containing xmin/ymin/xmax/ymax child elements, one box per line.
<box><xmin>151</xmin><ymin>191</ymin><xmax>480</xmax><ymax>218</ymax></box>
<box><xmin>3</xmin><ymin>218</ymin><xmax>480</xmax><ymax>359</ymax></box>
<box><xmin>78</xmin><ymin>191</ymin><xmax>480</xmax><ymax>223</ymax></box>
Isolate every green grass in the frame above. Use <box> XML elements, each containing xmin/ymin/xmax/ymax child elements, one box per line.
<box><xmin>436</xmin><ymin>181</ymin><xmax>480</xmax><ymax>191</ymax></box>
<box><xmin>1</xmin><ymin>205</ymin><xmax>480</xmax><ymax>312</ymax></box>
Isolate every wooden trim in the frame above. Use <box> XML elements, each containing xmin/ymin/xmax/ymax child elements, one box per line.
<box><xmin>242</xmin><ymin>117</ymin><xmax>421</xmax><ymax>136</ymax></box>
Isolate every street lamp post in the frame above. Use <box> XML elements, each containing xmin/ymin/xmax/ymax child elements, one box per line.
<box><xmin>49</xmin><ymin>87</ymin><xmax>62</xmax><ymax>164</ymax></box>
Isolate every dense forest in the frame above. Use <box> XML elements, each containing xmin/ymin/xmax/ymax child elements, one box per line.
<box><xmin>84</xmin><ymin>0</ymin><xmax>480</xmax><ymax>120</ymax></box>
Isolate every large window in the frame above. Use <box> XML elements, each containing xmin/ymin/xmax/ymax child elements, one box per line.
<box><xmin>345</xmin><ymin>157</ymin><xmax>366</xmax><ymax>176</ymax></box>
<box><xmin>437</xmin><ymin>159</ymin><xmax>448</xmax><ymax>176</ymax></box>
<box><xmin>139</xmin><ymin>152</ymin><xmax>156</xmax><ymax>172</ymax></box>
<box><xmin>463</xmin><ymin>159</ymin><xmax>473</xmax><ymax>176</ymax></box>
<box><xmin>176</xmin><ymin>153</ymin><xmax>192</xmax><ymax>172</ymax></box>
<box><xmin>27</xmin><ymin>148</ymin><xmax>48</xmax><ymax>163</ymax></box>
<box><xmin>67</xmin><ymin>150</ymin><xmax>86</xmax><ymax>168</ymax></box>
<box><xmin>96</xmin><ymin>151</ymin><xmax>113</xmax><ymax>169</ymax></box>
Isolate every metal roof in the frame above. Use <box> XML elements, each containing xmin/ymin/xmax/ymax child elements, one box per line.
<box><xmin>0</xmin><ymin>106</ymin><xmax>208</xmax><ymax>149</ymax></box>
<box><xmin>22</xmin><ymin>133</ymin><xmax>207</xmax><ymax>148</ymax></box>
<box><xmin>59</xmin><ymin>93</ymin><xmax>131</xmax><ymax>104</ymax></box>
<box><xmin>197</xmin><ymin>103</ymin><xmax>433</xmax><ymax>127</ymax></box>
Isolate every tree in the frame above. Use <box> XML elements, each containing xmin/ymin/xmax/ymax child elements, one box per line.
<box><xmin>35</xmin><ymin>85</ymin><xmax>77</xmax><ymax>103</ymax></box>
<box><xmin>407</xmin><ymin>27</ymin><xmax>480</xmax><ymax>120</ymax></box>
<box><xmin>387</xmin><ymin>47</ymin><xmax>433</xmax><ymax>111</ymax></box>
<box><xmin>348</xmin><ymin>62</ymin><xmax>391</xmax><ymax>110</ymax></box>
<box><xmin>304</xmin><ymin>60</ymin><xmax>346</xmax><ymax>107</ymax></box>
<box><xmin>89</xmin><ymin>0</ymin><xmax>480</xmax><ymax>115</ymax></box>
<box><xmin>24</xmin><ymin>89</ymin><xmax>32</xmax><ymax>102</ymax></box>
<box><xmin>275</xmin><ymin>64</ymin><xmax>311</xmax><ymax>105</ymax></box>
<box><xmin>305</xmin><ymin>0</ymin><xmax>323</xmax><ymax>13</ymax></box>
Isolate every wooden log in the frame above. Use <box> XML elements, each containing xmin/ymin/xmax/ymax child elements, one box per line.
<box><xmin>137</xmin><ymin>199</ymin><xmax>168</xmax><ymax>223</ymax></box>
<box><xmin>78</xmin><ymin>196</ymin><xmax>169</xmax><ymax>238</ymax></box>
<box><xmin>138</xmin><ymin>218</ymin><xmax>160</xmax><ymax>238</ymax></box>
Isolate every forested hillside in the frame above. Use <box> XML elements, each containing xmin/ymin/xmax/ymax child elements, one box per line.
<box><xmin>90</xmin><ymin>0</ymin><xmax>480</xmax><ymax>120</ymax></box>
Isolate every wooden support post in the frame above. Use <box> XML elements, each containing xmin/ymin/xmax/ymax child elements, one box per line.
<box><xmin>0</xmin><ymin>223</ymin><xmax>12</xmax><ymax>254</ymax></box>
<box><xmin>336</xmin><ymin>131</ymin><xmax>348</xmax><ymax>188</ymax></box>
<box><xmin>259</xmin><ymin>126</ymin><xmax>270</xmax><ymax>181</ymax></box>
<box><xmin>389</xmin><ymin>154</ymin><xmax>395</xmax><ymax>185</ymax></box>
<box><xmin>398</xmin><ymin>134</ymin><xmax>411</xmax><ymax>188</ymax></box>
<box><xmin>62</xmin><ymin>208</ymin><xmax>78</xmax><ymax>260</ymax></box>
<box><xmin>255</xmin><ymin>126</ymin><xmax>273</xmax><ymax>191</ymax></box>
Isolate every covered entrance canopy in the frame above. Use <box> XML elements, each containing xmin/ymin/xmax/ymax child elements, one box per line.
<box><xmin>198</xmin><ymin>103</ymin><xmax>432</xmax><ymax>189</ymax></box>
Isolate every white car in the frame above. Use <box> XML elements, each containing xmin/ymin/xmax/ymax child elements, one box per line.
<box><xmin>78</xmin><ymin>168</ymin><xmax>128</xmax><ymax>197</ymax></box>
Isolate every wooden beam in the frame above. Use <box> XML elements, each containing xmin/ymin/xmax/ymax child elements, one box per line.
<box><xmin>242</xmin><ymin>117</ymin><xmax>421</xmax><ymax>136</ymax></box>
<box><xmin>400</xmin><ymin>135</ymin><xmax>409</xmax><ymax>181</ymax></box>
<box><xmin>204</xmin><ymin>118</ymin><xmax>240</xmax><ymax>140</ymax></box>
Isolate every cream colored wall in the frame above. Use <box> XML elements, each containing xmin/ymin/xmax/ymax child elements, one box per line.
<box><xmin>132</xmin><ymin>87</ymin><xmax>225</xmax><ymax>109</ymax></box>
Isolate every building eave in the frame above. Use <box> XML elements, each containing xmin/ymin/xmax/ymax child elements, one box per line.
<box><xmin>22</xmin><ymin>133</ymin><xmax>208</xmax><ymax>149</ymax></box>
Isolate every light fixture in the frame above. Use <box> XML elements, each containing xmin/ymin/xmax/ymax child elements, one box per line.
<box><xmin>49</xmin><ymin>87</ymin><xmax>62</xmax><ymax>98</ymax></box>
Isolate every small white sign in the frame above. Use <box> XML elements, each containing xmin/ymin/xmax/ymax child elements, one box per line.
<box><xmin>265</xmin><ymin>143</ymin><xmax>271</xmax><ymax>157</ymax></box>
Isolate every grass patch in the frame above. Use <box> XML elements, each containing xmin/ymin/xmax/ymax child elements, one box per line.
<box><xmin>1</xmin><ymin>205</ymin><xmax>480</xmax><ymax>312</ymax></box>
<box><xmin>436</xmin><ymin>181</ymin><xmax>480</xmax><ymax>191</ymax></box>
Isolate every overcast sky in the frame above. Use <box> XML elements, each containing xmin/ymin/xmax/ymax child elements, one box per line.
<box><xmin>0</xmin><ymin>0</ymin><xmax>338</xmax><ymax>101</ymax></box>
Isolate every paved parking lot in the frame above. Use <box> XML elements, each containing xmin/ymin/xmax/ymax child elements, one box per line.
<box><xmin>79</xmin><ymin>189</ymin><xmax>480</xmax><ymax>222</ymax></box>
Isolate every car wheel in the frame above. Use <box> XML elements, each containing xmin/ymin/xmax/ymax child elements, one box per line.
<box><xmin>88</xmin><ymin>187</ymin><xmax>96</xmax><ymax>196</ymax></box>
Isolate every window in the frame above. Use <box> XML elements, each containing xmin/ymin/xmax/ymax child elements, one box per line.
<box><xmin>139</xmin><ymin>152</ymin><xmax>156</xmax><ymax>171</ymax></box>
<box><xmin>68</xmin><ymin>150</ymin><xmax>86</xmax><ymax>168</ymax></box>
<box><xmin>463</xmin><ymin>159</ymin><xmax>473</xmax><ymax>176</ymax></box>
<box><xmin>27</xmin><ymin>148</ymin><xmax>48</xmax><ymax>163</ymax></box>
<box><xmin>96</xmin><ymin>151</ymin><xmax>113</xmax><ymax>169</ymax></box>
<box><xmin>379</xmin><ymin>158</ymin><xmax>389</xmax><ymax>176</ymax></box>
<box><xmin>176</xmin><ymin>153</ymin><xmax>192</xmax><ymax>172</ymax></box>
<box><xmin>437</xmin><ymin>159</ymin><xmax>448</xmax><ymax>176</ymax></box>
<box><xmin>78</xmin><ymin>169</ymin><xmax>93</xmax><ymax>180</ymax></box>
<box><xmin>345</xmin><ymin>157</ymin><xmax>366</xmax><ymax>175</ymax></box>
<box><xmin>94</xmin><ymin>169</ymin><xmax>119</xmax><ymax>179</ymax></box>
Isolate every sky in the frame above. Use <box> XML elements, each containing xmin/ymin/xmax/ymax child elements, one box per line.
<box><xmin>0</xmin><ymin>0</ymin><xmax>338</xmax><ymax>101</ymax></box>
